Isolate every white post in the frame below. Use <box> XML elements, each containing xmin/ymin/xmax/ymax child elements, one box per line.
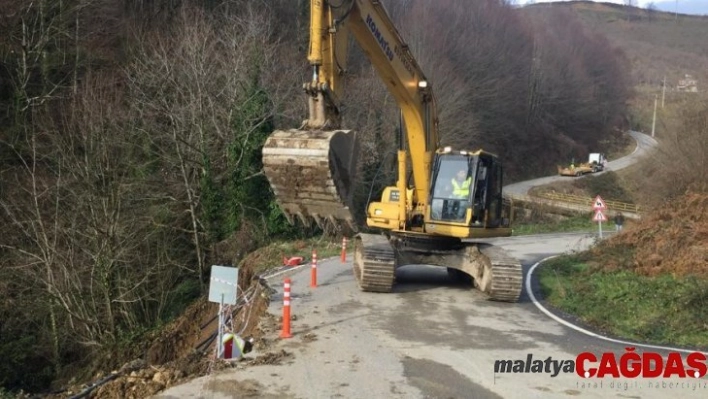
<box><xmin>662</xmin><ymin>76</ymin><xmax>666</xmax><ymax>108</ymax></box>
<box><xmin>217</xmin><ymin>294</ymin><xmax>224</xmax><ymax>359</ymax></box>
<box><xmin>598</xmin><ymin>220</ymin><xmax>603</xmax><ymax>239</ymax></box>
<box><xmin>651</xmin><ymin>94</ymin><xmax>658</xmax><ymax>138</ymax></box>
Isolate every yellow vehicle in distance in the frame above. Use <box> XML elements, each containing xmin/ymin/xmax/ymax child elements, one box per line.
<box><xmin>558</xmin><ymin>163</ymin><xmax>594</xmax><ymax>176</ymax></box>
<box><xmin>558</xmin><ymin>153</ymin><xmax>606</xmax><ymax>177</ymax></box>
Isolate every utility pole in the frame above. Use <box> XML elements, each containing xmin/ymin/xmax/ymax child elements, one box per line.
<box><xmin>675</xmin><ymin>0</ymin><xmax>678</xmax><ymax>21</ymax></box>
<box><xmin>651</xmin><ymin>94</ymin><xmax>658</xmax><ymax>138</ymax></box>
<box><xmin>662</xmin><ymin>76</ymin><xmax>666</xmax><ymax>108</ymax></box>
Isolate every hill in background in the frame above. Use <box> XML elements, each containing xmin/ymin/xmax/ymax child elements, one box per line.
<box><xmin>524</xmin><ymin>1</ymin><xmax>708</xmax><ymax>88</ymax></box>
<box><xmin>521</xmin><ymin>1</ymin><xmax>708</xmax><ymax>268</ymax></box>
<box><xmin>522</xmin><ymin>0</ymin><xmax>707</xmax><ymax>200</ymax></box>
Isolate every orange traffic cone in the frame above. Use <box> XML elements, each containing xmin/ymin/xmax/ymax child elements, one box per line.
<box><xmin>280</xmin><ymin>278</ymin><xmax>292</xmax><ymax>339</ymax></box>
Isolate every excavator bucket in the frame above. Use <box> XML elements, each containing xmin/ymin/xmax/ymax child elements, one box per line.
<box><xmin>262</xmin><ymin>129</ymin><xmax>359</xmax><ymax>232</ymax></box>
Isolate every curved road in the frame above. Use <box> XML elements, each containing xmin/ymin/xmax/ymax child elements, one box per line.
<box><xmin>156</xmin><ymin>235</ymin><xmax>706</xmax><ymax>399</ymax></box>
<box><xmin>156</xmin><ymin>132</ymin><xmax>704</xmax><ymax>398</ymax></box>
<box><xmin>504</xmin><ymin>131</ymin><xmax>658</xmax><ymax>196</ymax></box>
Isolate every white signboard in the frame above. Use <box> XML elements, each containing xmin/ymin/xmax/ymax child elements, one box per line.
<box><xmin>208</xmin><ymin>265</ymin><xmax>238</xmax><ymax>305</ymax></box>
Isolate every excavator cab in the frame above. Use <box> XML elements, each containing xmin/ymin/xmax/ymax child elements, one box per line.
<box><xmin>428</xmin><ymin>149</ymin><xmax>507</xmax><ymax>233</ymax></box>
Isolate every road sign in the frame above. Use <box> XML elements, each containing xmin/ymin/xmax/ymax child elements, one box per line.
<box><xmin>208</xmin><ymin>265</ymin><xmax>239</xmax><ymax>361</ymax></box>
<box><xmin>593</xmin><ymin>210</ymin><xmax>607</xmax><ymax>222</ymax></box>
<box><xmin>593</xmin><ymin>195</ymin><xmax>607</xmax><ymax>210</ymax></box>
<box><xmin>208</xmin><ymin>265</ymin><xmax>239</xmax><ymax>305</ymax></box>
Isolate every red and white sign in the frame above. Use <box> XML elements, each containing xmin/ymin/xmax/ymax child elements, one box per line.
<box><xmin>593</xmin><ymin>210</ymin><xmax>607</xmax><ymax>222</ymax></box>
<box><xmin>593</xmin><ymin>195</ymin><xmax>607</xmax><ymax>210</ymax></box>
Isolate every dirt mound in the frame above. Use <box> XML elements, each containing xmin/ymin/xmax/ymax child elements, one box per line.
<box><xmin>592</xmin><ymin>190</ymin><xmax>708</xmax><ymax>276</ymax></box>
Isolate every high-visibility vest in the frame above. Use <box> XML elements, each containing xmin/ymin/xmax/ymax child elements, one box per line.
<box><xmin>451</xmin><ymin>177</ymin><xmax>471</xmax><ymax>197</ymax></box>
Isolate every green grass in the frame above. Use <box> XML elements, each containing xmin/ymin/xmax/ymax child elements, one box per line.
<box><xmin>537</xmin><ymin>256</ymin><xmax>708</xmax><ymax>349</ymax></box>
<box><xmin>513</xmin><ymin>214</ymin><xmax>598</xmax><ymax>236</ymax></box>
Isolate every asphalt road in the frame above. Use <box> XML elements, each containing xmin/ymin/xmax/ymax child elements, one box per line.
<box><xmin>155</xmin><ymin>232</ymin><xmax>707</xmax><ymax>399</ymax></box>
<box><xmin>504</xmin><ymin>131</ymin><xmax>658</xmax><ymax>196</ymax></box>
<box><xmin>155</xmin><ymin>131</ymin><xmax>699</xmax><ymax>398</ymax></box>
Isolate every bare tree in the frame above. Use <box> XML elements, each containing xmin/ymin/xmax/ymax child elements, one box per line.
<box><xmin>124</xmin><ymin>5</ymin><xmax>287</xmax><ymax>283</ymax></box>
<box><xmin>0</xmin><ymin>132</ymin><xmax>64</xmax><ymax>373</ymax></box>
<box><xmin>646</xmin><ymin>2</ymin><xmax>658</xmax><ymax>21</ymax></box>
<box><xmin>373</xmin><ymin>0</ymin><xmax>630</xmax><ymax>181</ymax></box>
<box><xmin>623</xmin><ymin>0</ymin><xmax>640</xmax><ymax>21</ymax></box>
<box><xmin>0</xmin><ymin>69</ymin><xmax>174</xmax><ymax>351</ymax></box>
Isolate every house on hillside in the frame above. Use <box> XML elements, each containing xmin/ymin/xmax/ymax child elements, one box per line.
<box><xmin>677</xmin><ymin>74</ymin><xmax>698</xmax><ymax>92</ymax></box>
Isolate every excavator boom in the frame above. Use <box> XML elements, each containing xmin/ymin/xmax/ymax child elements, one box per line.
<box><xmin>262</xmin><ymin>0</ymin><xmax>437</xmax><ymax>232</ymax></box>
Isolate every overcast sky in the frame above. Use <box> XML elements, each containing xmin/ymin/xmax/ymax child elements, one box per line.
<box><xmin>515</xmin><ymin>1</ymin><xmax>655</xmax><ymax>6</ymax></box>
<box><xmin>514</xmin><ymin>0</ymin><xmax>708</xmax><ymax>15</ymax></box>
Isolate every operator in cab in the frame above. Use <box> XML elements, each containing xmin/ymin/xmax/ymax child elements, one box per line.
<box><xmin>451</xmin><ymin>168</ymin><xmax>472</xmax><ymax>198</ymax></box>
<box><xmin>450</xmin><ymin>168</ymin><xmax>472</xmax><ymax>220</ymax></box>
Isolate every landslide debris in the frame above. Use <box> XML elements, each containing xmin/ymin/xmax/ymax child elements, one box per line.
<box><xmin>48</xmin><ymin>254</ymin><xmax>279</xmax><ymax>399</ymax></box>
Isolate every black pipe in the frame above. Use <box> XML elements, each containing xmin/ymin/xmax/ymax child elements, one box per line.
<box><xmin>200</xmin><ymin>314</ymin><xmax>218</xmax><ymax>330</ymax></box>
<box><xmin>68</xmin><ymin>373</ymin><xmax>120</xmax><ymax>399</ymax></box>
<box><xmin>195</xmin><ymin>332</ymin><xmax>218</xmax><ymax>353</ymax></box>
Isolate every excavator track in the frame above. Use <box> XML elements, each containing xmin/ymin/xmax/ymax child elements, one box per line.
<box><xmin>262</xmin><ymin>129</ymin><xmax>359</xmax><ymax>231</ymax></box>
<box><xmin>477</xmin><ymin>245</ymin><xmax>523</xmax><ymax>302</ymax></box>
<box><xmin>390</xmin><ymin>234</ymin><xmax>522</xmax><ymax>302</ymax></box>
<box><xmin>353</xmin><ymin>233</ymin><xmax>395</xmax><ymax>293</ymax></box>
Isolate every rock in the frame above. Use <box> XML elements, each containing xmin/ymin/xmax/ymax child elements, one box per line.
<box><xmin>153</xmin><ymin>371</ymin><xmax>168</xmax><ymax>385</ymax></box>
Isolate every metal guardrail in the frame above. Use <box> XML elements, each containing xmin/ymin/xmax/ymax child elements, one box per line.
<box><xmin>505</xmin><ymin>192</ymin><xmax>641</xmax><ymax>220</ymax></box>
<box><xmin>537</xmin><ymin>191</ymin><xmax>641</xmax><ymax>213</ymax></box>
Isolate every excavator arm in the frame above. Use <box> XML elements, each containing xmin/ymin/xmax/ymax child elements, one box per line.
<box><xmin>262</xmin><ymin>0</ymin><xmax>522</xmax><ymax>302</ymax></box>
<box><xmin>262</xmin><ymin>0</ymin><xmax>438</xmax><ymax>232</ymax></box>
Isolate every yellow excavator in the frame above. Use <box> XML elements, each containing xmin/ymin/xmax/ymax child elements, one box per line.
<box><xmin>262</xmin><ymin>0</ymin><xmax>522</xmax><ymax>301</ymax></box>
